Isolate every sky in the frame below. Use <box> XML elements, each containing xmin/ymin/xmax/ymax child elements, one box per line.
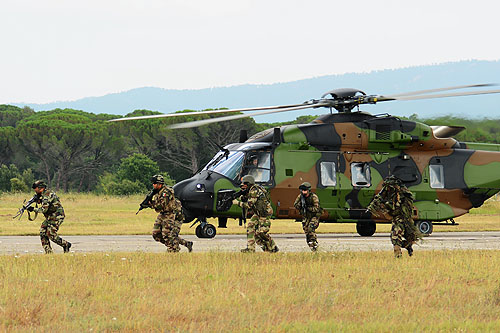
<box><xmin>1</xmin><ymin>0</ymin><xmax>500</xmax><ymax>104</ymax></box>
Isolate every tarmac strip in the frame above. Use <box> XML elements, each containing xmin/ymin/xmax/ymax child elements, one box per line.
<box><xmin>1</xmin><ymin>232</ymin><xmax>500</xmax><ymax>254</ymax></box>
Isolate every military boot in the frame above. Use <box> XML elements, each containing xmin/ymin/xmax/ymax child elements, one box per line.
<box><xmin>406</xmin><ymin>243</ymin><xmax>414</xmax><ymax>257</ymax></box>
<box><xmin>270</xmin><ymin>245</ymin><xmax>279</xmax><ymax>253</ymax></box>
<box><xmin>393</xmin><ymin>245</ymin><xmax>402</xmax><ymax>258</ymax></box>
<box><xmin>186</xmin><ymin>241</ymin><xmax>193</xmax><ymax>253</ymax></box>
<box><xmin>63</xmin><ymin>242</ymin><xmax>72</xmax><ymax>253</ymax></box>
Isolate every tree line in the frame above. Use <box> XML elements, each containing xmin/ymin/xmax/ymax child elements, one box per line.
<box><xmin>1</xmin><ymin>104</ymin><xmax>500</xmax><ymax>194</ymax></box>
<box><xmin>0</xmin><ymin>105</ymin><xmax>267</xmax><ymax>194</ymax></box>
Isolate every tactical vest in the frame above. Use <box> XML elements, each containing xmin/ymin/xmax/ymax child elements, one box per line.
<box><xmin>252</xmin><ymin>185</ymin><xmax>273</xmax><ymax>217</ymax></box>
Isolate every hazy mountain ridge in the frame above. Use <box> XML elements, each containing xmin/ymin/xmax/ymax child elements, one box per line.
<box><xmin>13</xmin><ymin>60</ymin><xmax>500</xmax><ymax>122</ymax></box>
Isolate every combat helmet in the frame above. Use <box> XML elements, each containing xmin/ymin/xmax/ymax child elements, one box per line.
<box><xmin>32</xmin><ymin>180</ymin><xmax>47</xmax><ymax>189</ymax></box>
<box><xmin>240</xmin><ymin>175</ymin><xmax>256</xmax><ymax>186</ymax></box>
<box><xmin>383</xmin><ymin>175</ymin><xmax>402</xmax><ymax>189</ymax></box>
<box><xmin>151</xmin><ymin>174</ymin><xmax>165</xmax><ymax>184</ymax></box>
<box><xmin>299</xmin><ymin>182</ymin><xmax>312</xmax><ymax>191</ymax></box>
<box><xmin>384</xmin><ymin>175</ymin><xmax>402</xmax><ymax>184</ymax></box>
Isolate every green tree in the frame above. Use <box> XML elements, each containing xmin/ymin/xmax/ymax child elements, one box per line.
<box><xmin>97</xmin><ymin>173</ymin><xmax>146</xmax><ymax>195</ymax></box>
<box><xmin>0</xmin><ymin>105</ymin><xmax>35</xmax><ymax>127</ymax></box>
<box><xmin>0</xmin><ymin>164</ymin><xmax>32</xmax><ymax>192</ymax></box>
<box><xmin>10</xmin><ymin>178</ymin><xmax>28</xmax><ymax>192</ymax></box>
<box><xmin>116</xmin><ymin>153</ymin><xmax>165</xmax><ymax>189</ymax></box>
<box><xmin>0</xmin><ymin>127</ymin><xmax>16</xmax><ymax>165</ymax></box>
<box><xmin>15</xmin><ymin>109</ymin><xmax>125</xmax><ymax>191</ymax></box>
<box><xmin>0</xmin><ymin>164</ymin><xmax>20</xmax><ymax>191</ymax></box>
<box><xmin>98</xmin><ymin>154</ymin><xmax>173</xmax><ymax>195</ymax></box>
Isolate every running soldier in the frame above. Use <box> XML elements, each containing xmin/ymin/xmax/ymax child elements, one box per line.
<box><xmin>232</xmin><ymin>175</ymin><xmax>279</xmax><ymax>253</ymax></box>
<box><xmin>146</xmin><ymin>174</ymin><xmax>193</xmax><ymax>252</ymax></box>
<box><xmin>294</xmin><ymin>182</ymin><xmax>323</xmax><ymax>251</ymax></box>
<box><xmin>27</xmin><ymin>180</ymin><xmax>71</xmax><ymax>254</ymax></box>
<box><xmin>366</xmin><ymin>175</ymin><xmax>422</xmax><ymax>258</ymax></box>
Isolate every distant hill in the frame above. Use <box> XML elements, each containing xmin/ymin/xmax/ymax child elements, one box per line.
<box><xmin>13</xmin><ymin>60</ymin><xmax>500</xmax><ymax>122</ymax></box>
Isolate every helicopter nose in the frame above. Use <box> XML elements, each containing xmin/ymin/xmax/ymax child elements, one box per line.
<box><xmin>173</xmin><ymin>173</ymin><xmax>215</xmax><ymax>222</ymax></box>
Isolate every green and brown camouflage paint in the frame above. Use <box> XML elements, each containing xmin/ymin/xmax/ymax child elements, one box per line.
<box><xmin>188</xmin><ymin>112</ymin><xmax>500</xmax><ymax>231</ymax></box>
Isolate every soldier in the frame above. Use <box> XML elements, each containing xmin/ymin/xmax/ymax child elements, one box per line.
<box><xmin>366</xmin><ymin>175</ymin><xmax>422</xmax><ymax>258</ymax></box>
<box><xmin>232</xmin><ymin>175</ymin><xmax>279</xmax><ymax>253</ymax></box>
<box><xmin>147</xmin><ymin>174</ymin><xmax>193</xmax><ymax>252</ymax></box>
<box><xmin>294</xmin><ymin>182</ymin><xmax>323</xmax><ymax>251</ymax></box>
<box><xmin>27</xmin><ymin>180</ymin><xmax>71</xmax><ymax>254</ymax></box>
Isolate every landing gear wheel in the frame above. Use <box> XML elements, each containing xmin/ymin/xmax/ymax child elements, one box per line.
<box><xmin>416</xmin><ymin>220</ymin><xmax>433</xmax><ymax>236</ymax></box>
<box><xmin>356</xmin><ymin>222</ymin><xmax>376</xmax><ymax>236</ymax></box>
<box><xmin>195</xmin><ymin>224</ymin><xmax>204</xmax><ymax>238</ymax></box>
<box><xmin>202</xmin><ymin>224</ymin><xmax>217</xmax><ymax>238</ymax></box>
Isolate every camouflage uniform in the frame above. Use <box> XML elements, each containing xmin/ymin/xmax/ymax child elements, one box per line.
<box><xmin>367</xmin><ymin>176</ymin><xmax>422</xmax><ymax>257</ymax></box>
<box><xmin>294</xmin><ymin>192</ymin><xmax>322</xmax><ymax>251</ymax></box>
<box><xmin>235</xmin><ymin>184</ymin><xmax>278</xmax><ymax>252</ymax></box>
<box><xmin>151</xmin><ymin>185</ymin><xmax>191</xmax><ymax>252</ymax></box>
<box><xmin>34</xmin><ymin>189</ymin><xmax>71</xmax><ymax>254</ymax></box>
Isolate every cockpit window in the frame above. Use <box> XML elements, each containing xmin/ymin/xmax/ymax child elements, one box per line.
<box><xmin>203</xmin><ymin>151</ymin><xmax>245</xmax><ymax>181</ymax></box>
<box><xmin>351</xmin><ymin>162</ymin><xmax>371</xmax><ymax>187</ymax></box>
<box><xmin>243</xmin><ymin>152</ymin><xmax>271</xmax><ymax>183</ymax></box>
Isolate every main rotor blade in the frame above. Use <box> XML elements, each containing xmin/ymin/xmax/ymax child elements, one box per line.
<box><xmin>167</xmin><ymin>102</ymin><xmax>330</xmax><ymax>129</ymax></box>
<box><xmin>390</xmin><ymin>88</ymin><xmax>500</xmax><ymax>101</ymax></box>
<box><xmin>108</xmin><ymin>103</ymin><xmax>312</xmax><ymax>122</ymax></box>
<box><xmin>384</xmin><ymin>84</ymin><xmax>495</xmax><ymax>98</ymax></box>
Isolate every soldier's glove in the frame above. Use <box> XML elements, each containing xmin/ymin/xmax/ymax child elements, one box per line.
<box><xmin>232</xmin><ymin>199</ymin><xmax>239</xmax><ymax>206</ymax></box>
<box><xmin>27</xmin><ymin>206</ymin><xmax>35</xmax><ymax>212</ymax></box>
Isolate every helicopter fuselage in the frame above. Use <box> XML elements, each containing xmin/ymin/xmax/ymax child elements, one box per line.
<box><xmin>174</xmin><ymin>112</ymin><xmax>500</xmax><ymax>237</ymax></box>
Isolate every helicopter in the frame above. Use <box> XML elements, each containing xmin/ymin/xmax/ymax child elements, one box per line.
<box><xmin>111</xmin><ymin>84</ymin><xmax>500</xmax><ymax>238</ymax></box>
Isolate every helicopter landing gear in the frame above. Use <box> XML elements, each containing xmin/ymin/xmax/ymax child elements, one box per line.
<box><xmin>416</xmin><ymin>220</ymin><xmax>433</xmax><ymax>236</ymax></box>
<box><xmin>218</xmin><ymin>216</ymin><xmax>228</xmax><ymax>228</ymax></box>
<box><xmin>356</xmin><ymin>222</ymin><xmax>376</xmax><ymax>236</ymax></box>
<box><xmin>192</xmin><ymin>218</ymin><xmax>217</xmax><ymax>239</ymax></box>
<box><xmin>203</xmin><ymin>224</ymin><xmax>217</xmax><ymax>238</ymax></box>
<box><xmin>195</xmin><ymin>225</ymin><xmax>204</xmax><ymax>238</ymax></box>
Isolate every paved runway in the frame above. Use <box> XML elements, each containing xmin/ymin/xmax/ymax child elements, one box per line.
<box><xmin>1</xmin><ymin>232</ymin><xmax>500</xmax><ymax>254</ymax></box>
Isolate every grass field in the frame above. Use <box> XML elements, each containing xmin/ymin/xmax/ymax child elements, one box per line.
<box><xmin>1</xmin><ymin>192</ymin><xmax>500</xmax><ymax>236</ymax></box>
<box><xmin>1</xmin><ymin>251</ymin><xmax>500</xmax><ymax>331</ymax></box>
<box><xmin>2</xmin><ymin>193</ymin><xmax>500</xmax><ymax>331</ymax></box>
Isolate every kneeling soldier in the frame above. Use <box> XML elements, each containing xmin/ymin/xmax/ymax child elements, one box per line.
<box><xmin>147</xmin><ymin>175</ymin><xmax>193</xmax><ymax>252</ymax></box>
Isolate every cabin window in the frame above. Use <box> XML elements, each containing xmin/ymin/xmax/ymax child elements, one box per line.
<box><xmin>320</xmin><ymin>162</ymin><xmax>336</xmax><ymax>186</ymax></box>
<box><xmin>429</xmin><ymin>164</ymin><xmax>444</xmax><ymax>188</ymax></box>
<box><xmin>244</xmin><ymin>152</ymin><xmax>271</xmax><ymax>183</ymax></box>
<box><xmin>351</xmin><ymin>162</ymin><xmax>371</xmax><ymax>187</ymax></box>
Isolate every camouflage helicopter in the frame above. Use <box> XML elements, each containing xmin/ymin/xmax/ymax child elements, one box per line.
<box><xmin>112</xmin><ymin>84</ymin><xmax>500</xmax><ymax>238</ymax></box>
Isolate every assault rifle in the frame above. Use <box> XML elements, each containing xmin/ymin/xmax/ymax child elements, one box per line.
<box><xmin>136</xmin><ymin>188</ymin><xmax>159</xmax><ymax>214</ymax></box>
<box><xmin>216</xmin><ymin>189</ymin><xmax>247</xmax><ymax>226</ymax></box>
<box><xmin>216</xmin><ymin>189</ymin><xmax>248</xmax><ymax>212</ymax></box>
<box><xmin>300</xmin><ymin>194</ymin><xmax>307</xmax><ymax>216</ymax></box>
<box><xmin>13</xmin><ymin>194</ymin><xmax>40</xmax><ymax>220</ymax></box>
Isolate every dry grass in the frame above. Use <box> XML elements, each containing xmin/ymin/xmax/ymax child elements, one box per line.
<box><xmin>1</xmin><ymin>251</ymin><xmax>499</xmax><ymax>331</ymax></box>
<box><xmin>1</xmin><ymin>192</ymin><xmax>500</xmax><ymax>236</ymax></box>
